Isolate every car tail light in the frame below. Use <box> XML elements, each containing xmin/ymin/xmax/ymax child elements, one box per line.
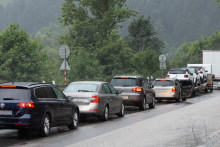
<box><xmin>166</xmin><ymin>75</ymin><xmax>170</xmax><ymax>78</ymax></box>
<box><xmin>199</xmin><ymin>71</ymin><xmax>203</xmax><ymax>74</ymax></box>
<box><xmin>132</xmin><ymin>88</ymin><xmax>142</xmax><ymax>92</ymax></box>
<box><xmin>184</xmin><ymin>75</ymin><xmax>188</xmax><ymax>78</ymax></box>
<box><xmin>172</xmin><ymin>88</ymin><xmax>176</xmax><ymax>92</ymax></box>
<box><xmin>90</xmin><ymin>96</ymin><xmax>100</xmax><ymax>103</ymax></box>
<box><xmin>17</xmin><ymin>102</ymin><xmax>34</xmax><ymax>108</ymax></box>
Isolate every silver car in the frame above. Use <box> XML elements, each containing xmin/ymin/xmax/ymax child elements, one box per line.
<box><xmin>110</xmin><ymin>75</ymin><xmax>155</xmax><ymax>110</ymax></box>
<box><xmin>152</xmin><ymin>79</ymin><xmax>182</xmax><ymax>102</ymax></box>
<box><xmin>63</xmin><ymin>81</ymin><xmax>124</xmax><ymax>121</ymax></box>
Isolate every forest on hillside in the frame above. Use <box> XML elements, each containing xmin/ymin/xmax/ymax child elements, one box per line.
<box><xmin>0</xmin><ymin>0</ymin><xmax>220</xmax><ymax>53</ymax></box>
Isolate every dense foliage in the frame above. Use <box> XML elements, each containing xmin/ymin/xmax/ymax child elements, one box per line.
<box><xmin>170</xmin><ymin>32</ymin><xmax>220</xmax><ymax>68</ymax></box>
<box><xmin>0</xmin><ymin>24</ymin><xmax>48</xmax><ymax>82</ymax></box>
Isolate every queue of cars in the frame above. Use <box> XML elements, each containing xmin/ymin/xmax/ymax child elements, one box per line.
<box><xmin>0</xmin><ymin>68</ymin><xmax>210</xmax><ymax>137</ymax></box>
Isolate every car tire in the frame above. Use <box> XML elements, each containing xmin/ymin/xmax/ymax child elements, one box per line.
<box><xmin>68</xmin><ymin>110</ymin><xmax>79</xmax><ymax>130</ymax></box>
<box><xmin>139</xmin><ymin>98</ymin><xmax>146</xmax><ymax>110</ymax></box>
<box><xmin>101</xmin><ymin>105</ymin><xmax>109</xmax><ymax>121</ymax></box>
<box><xmin>149</xmin><ymin>98</ymin><xmax>155</xmax><ymax>109</ymax></box>
<box><xmin>39</xmin><ymin>114</ymin><xmax>50</xmax><ymax>137</ymax></box>
<box><xmin>117</xmin><ymin>103</ymin><xmax>125</xmax><ymax>117</ymax></box>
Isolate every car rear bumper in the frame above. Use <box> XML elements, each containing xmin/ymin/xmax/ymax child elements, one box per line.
<box><xmin>0</xmin><ymin>114</ymin><xmax>41</xmax><ymax>129</ymax></box>
<box><xmin>78</xmin><ymin>104</ymin><xmax>104</xmax><ymax>116</ymax></box>
<box><xmin>120</xmin><ymin>94</ymin><xmax>143</xmax><ymax>106</ymax></box>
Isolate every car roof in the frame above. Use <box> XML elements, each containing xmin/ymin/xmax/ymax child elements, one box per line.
<box><xmin>112</xmin><ymin>75</ymin><xmax>145</xmax><ymax>79</ymax></box>
<box><xmin>0</xmin><ymin>82</ymin><xmax>51</xmax><ymax>88</ymax></box>
<box><xmin>69</xmin><ymin>81</ymin><xmax>107</xmax><ymax>85</ymax></box>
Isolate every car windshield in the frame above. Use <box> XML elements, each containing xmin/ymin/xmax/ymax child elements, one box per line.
<box><xmin>169</xmin><ymin>70</ymin><xmax>186</xmax><ymax>74</ymax></box>
<box><xmin>153</xmin><ymin>81</ymin><xmax>174</xmax><ymax>86</ymax></box>
<box><xmin>188</xmin><ymin>68</ymin><xmax>196</xmax><ymax>74</ymax></box>
<box><xmin>110</xmin><ymin>78</ymin><xmax>138</xmax><ymax>87</ymax></box>
<box><xmin>0</xmin><ymin>88</ymin><xmax>31</xmax><ymax>100</ymax></box>
<box><xmin>63</xmin><ymin>83</ymin><xmax>98</xmax><ymax>92</ymax></box>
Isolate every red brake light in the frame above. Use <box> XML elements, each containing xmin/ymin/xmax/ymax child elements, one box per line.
<box><xmin>120</xmin><ymin>77</ymin><xmax>128</xmax><ymax>79</ymax></box>
<box><xmin>166</xmin><ymin>75</ymin><xmax>170</xmax><ymax>78</ymax></box>
<box><xmin>132</xmin><ymin>88</ymin><xmax>142</xmax><ymax>92</ymax></box>
<box><xmin>17</xmin><ymin>102</ymin><xmax>34</xmax><ymax>108</ymax></box>
<box><xmin>184</xmin><ymin>75</ymin><xmax>188</xmax><ymax>78</ymax></box>
<box><xmin>90</xmin><ymin>96</ymin><xmax>100</xmax><ymax>103</ymax></box>
<box><xmin>172</xmin><ymin>88</ymin><xmax>176</xmax><ymax>92</ymax></box>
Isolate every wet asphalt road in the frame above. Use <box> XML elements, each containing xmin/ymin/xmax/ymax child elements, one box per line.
<box><xmin>0</xmin><ymin>90</ymin><xmax>217</xmax><ymax>147</ymax></box>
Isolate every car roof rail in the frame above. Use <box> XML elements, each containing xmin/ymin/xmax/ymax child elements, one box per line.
<box><xmin>28</xmin><ymin>82</ymin><xmax>50</xmax><ymax>86</ymax></box>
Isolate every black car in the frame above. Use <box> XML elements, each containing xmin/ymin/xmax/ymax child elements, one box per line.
<box><xmin>0</xmin><ymin>82</ymin><xmax>79</xmax><ymax>136</ymax></box>
<box><xmin>110</xmin><ymin>75</ymin><xmax>155</xmax><ymax>110</ymax></box>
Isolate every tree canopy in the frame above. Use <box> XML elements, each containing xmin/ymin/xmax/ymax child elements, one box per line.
<box><xmin>0</xmin><ymin>24</ymin><xmax>47</xmax><ymax>82</ymax></box>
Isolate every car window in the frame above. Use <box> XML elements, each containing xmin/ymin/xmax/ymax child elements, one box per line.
<box><xmin>0</xmin><ymin>88</ymin><xmax>31</xmax><ymax>100</ymax></box>
<box><xmin>34</xmin><ymin>87</ymin><xmax>44</xmax><ymax>98</ymax></box>
<box><xmin>110</xmin><ymin>78</ymin><xmax>138</xmax><ymax>86</ymax></box>
<box><xmin>42</xmin><ymin>86</ymin><xmax>57</xmax><ymax>98</ymax></box>
<box><xmin>102</xmin><ymin>84</ymin><xmax>111</xmax><ymax>94</ymax></box>
<box><xmin>169</xmin><ymin>70</ymin><xmax>186</xmax><ymax>74</ymax></box>
<box><xmin>153</xmin><ymin>81</ymin><xmax>174</xmax><ymax>86</ymax></box>
<box><xmin>108</xmin><ymin>84</ymin><xmax>117</xmax><ymax>94</ymax></box>
<box><xmin>53</xmin><ymin>87</ymin><xmax>66</xmax><ymax>100</ymax></box>
<box><xmin>64</xmin><ymin>83</ymin><xmax>98</xmax><ymax>92</ymax></box>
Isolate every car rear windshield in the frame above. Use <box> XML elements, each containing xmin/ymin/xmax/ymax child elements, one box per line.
<box><xmin>0</xmin><ymin>88</ymin><xmax>31</xmax><ymax>100</ymax></box>
<box><xmin>110</xmin><ymin>78</ymin><xmax>138</xmax><ymax>87</ymax></box>
<box><xmin>169</xmin><ymin>70</ymin><xmax>186</xmax><ymax>74</ymax></box>
<box><xmin>64</xmin><ymin>83</ymin><xmax>98</xmax><ymax>92</ymax></box>
<box><xmin>153</xmin><ymin>81</ymin><xmax>174</xmax><ymax>86</ymax></box>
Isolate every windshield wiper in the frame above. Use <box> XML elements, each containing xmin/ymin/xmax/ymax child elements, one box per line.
<box><xmin>3</xmin><ymin>98</ymin><xmax>20</xmax><ymax>100</ymax></box>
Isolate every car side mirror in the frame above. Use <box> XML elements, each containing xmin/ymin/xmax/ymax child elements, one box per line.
<box><xmin>67</xmin><ymin>96</ymin><xmax>73</xmax><ymax>101</ymax></box>
<box><xmin>116</xmin><ymin>90</ymin><xmax>122</xmax><ymax>94</ymax></box>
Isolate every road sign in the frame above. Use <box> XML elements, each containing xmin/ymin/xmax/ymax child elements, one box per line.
<box><xmin>159</xmin><ymin>54</ymin><xmax>166</xmax><ymax>62</ymax></box>
<box><xmin>59</xmin><ymin>59</ymin><xmax>70</xmax><ymax>70</ymax></box>
<box><xmin>59</xmin><ymin>45</ymin><xmax>70</xmax><ymax>59</ymax></box>
<box><xmin>160</xmin><ymin>62</ymin><xmax>166</xmax><ymax>69</ymax></box>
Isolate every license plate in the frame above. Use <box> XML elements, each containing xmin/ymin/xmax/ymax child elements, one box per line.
<box><xmin>0</xmin><ymin>110</ymin><xmax>12</xmax><ymax>115</ymax></box>
<box><xmin>121</xmin><ymin>96</ymin><xmax>128</xmax><ymax>99</ymax></box>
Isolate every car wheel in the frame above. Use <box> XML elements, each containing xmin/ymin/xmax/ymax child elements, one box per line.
<box><xmin>149</xmin><ymin>98</ymin><xmax>155</xmax><ymax>109</ymax></box>
<box><xmin>117</xmin><ymin>103</ymin><xmax>125</xmax><ymax>117</ymax></box>
<box><xmin>39</xmin><ymin>114</ymin><xmax>50</xmax><ymax>137</ymax></box>
<box><xmin>68</xmin><ymin>110</ymin><xmax>79</xmax><ymax>130</ymax></box>
<box><xmin>102</xmin><ymin>105</ymin><xmax>109</xmax><ymax>121</ymax></box>
<box><xmin>139</xmin><ymin>98</ymin><xmax>146</xmax><ymax>110</ymax></box>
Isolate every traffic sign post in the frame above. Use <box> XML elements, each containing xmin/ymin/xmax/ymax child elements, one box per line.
<box><xmin>159</xmin><ymin>55</ymin><xmax>167</xmax><ymax>77</ymax></box>
<box><xmin>59</xmin><ymin>45</ymin><xmax>70</xmax><ymax>86</ymax></box>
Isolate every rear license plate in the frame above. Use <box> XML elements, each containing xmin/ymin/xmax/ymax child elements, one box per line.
<box><xmin>0</xmin><ymin>110</ymin><xmax>12</xmax><ymax>115</ymax></box>
<box><xmin>121</xmin><ymin>96</ymin><xmax>128</xmax><ymax>99</ymax></box>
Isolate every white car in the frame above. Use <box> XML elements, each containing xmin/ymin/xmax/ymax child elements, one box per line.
<box><xmin>187</xmin><ymin>67</ymin><xmax>201</xmax><ymax>86</ymax></box>
<box><xmin>166</xmin><ymin>68</ymin><xmax>195</xmax><ymax>83</ymax></box>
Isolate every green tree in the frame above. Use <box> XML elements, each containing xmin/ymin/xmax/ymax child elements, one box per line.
<box><xmin>59</xmin><ymin>0</ymin><xmax>137</xmax><ymax>39</ymax></box>
<box><xmin>170</xmin><ymin>31</ymin><xmax>220</xmax><ymax>69</ymax></box>
<box><xmin>131</xmin><ymin>49</ymin><xmax>161</xmax><ymax>78</ymax></box>
<box><xmin>127</xmin><ymin>16</ymin><xmax>164</xmax><ymax>53</ymax></box>
<box><xmin>0</xmin><ymin>24</ymin><xmax>47</xmax><ymax>82</ymax></box>
<box><xmin>59</xmin><ymin>0</ymin><xmax>136</xmax><ymax>81</ymax></box>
